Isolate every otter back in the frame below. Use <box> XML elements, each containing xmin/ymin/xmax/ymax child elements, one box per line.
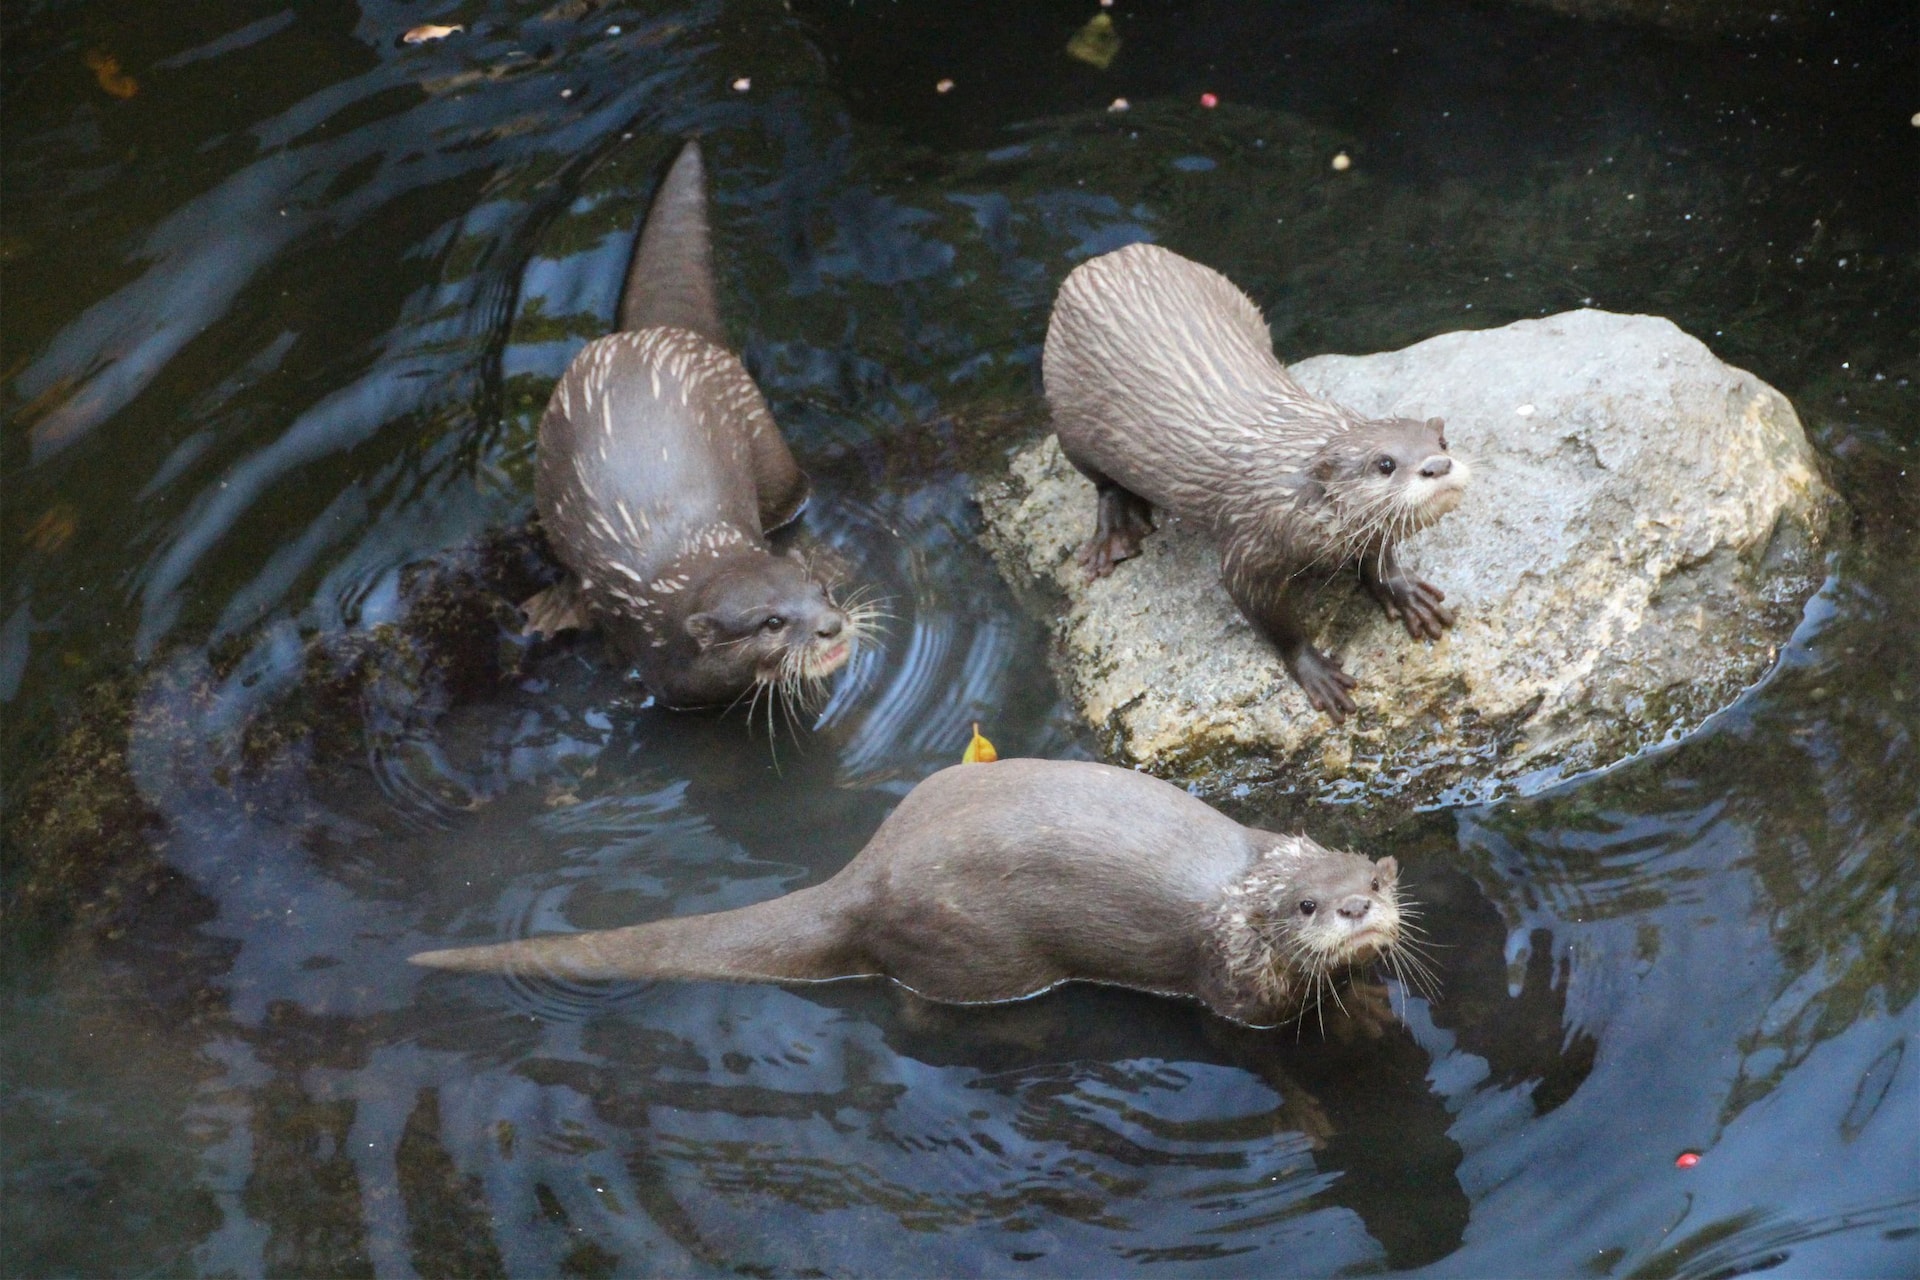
<box><xmin>1044</xmin><ymin>241</ymin><xmax>1353</xmax><ymax>527</ymax></box>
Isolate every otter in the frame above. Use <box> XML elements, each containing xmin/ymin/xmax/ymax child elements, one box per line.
<box><xmin>524</xmin><ymin>140</ymin><xmax>871</xmax><ymax>710</ymax></box>
<box><xmin>411</xmin><ymin>758</ymin><xmax>1415</xmax><ymax>1028</ymax></box>
<box><xmin>1042</xmin><ymin>242</ymin><xmax>1470</xmax><ymax>722</ymax></box>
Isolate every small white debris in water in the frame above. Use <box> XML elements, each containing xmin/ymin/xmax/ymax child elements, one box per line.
<box><xmin>935</xmin><ymin>78</ymin><xmax>954</xmax><ymax>93</ymax></box>
<box><xmin>731</xmin><ymin>76</ymin><xmax>751</xmax><ymax>92</ymax></box>
<box><xmin>1516</xmin><ymin>403</ymin><xmax>1536</xmax><ymax>417</ymax></box>
<box><xmin>1107</xmin><ymin>97</ymin><xmax>1130</xmax><ymax>112</ymax></box>
<box><xmin>1331</xmin><ymin>152</ymin><xmax>1352</xmax><ymax>171</ymax></box>
<box><xmin>607</xmin><ymin>24</ymin><xmax>621</xmax><ymax>34</ymax></box>
<box><xmin>560</xmin><ymin>88</ymin><xmax>573</xmax><ymax>98</ymax></box>
<box><xmin>1912</xmin><ymin>112</ymin><xmax>1920</xmax><ymax>126</ymax></box>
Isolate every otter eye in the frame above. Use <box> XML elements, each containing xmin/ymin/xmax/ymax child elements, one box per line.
<box><xmin>1298</xmin><ymin>899</ymin><xmax>1318</xmax><ymax>917</ymax></box>
<box><xmin>762</xmin><ymin>616</ymin><xmax>787</xmax><ymax>633</ymax></box>
<box><xmin>1375</xmin><ymin>456</ymin><xmax>1396</xmax><ymax>475</ymax></box>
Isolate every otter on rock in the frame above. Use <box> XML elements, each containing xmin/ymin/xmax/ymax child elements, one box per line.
<box><xmin>1042</xmin><ymin>242</ymin><xmax>1470</xmax><ymax>722</ymax></box>
<box><xmin>525</xmin><ymin>140</ymin><xmax>873</xmax><ymax>710</ymax></box>
<box><xmin>411</xmin><ymin>758</ymin><xmax>1419</xmax><ymax>1028</ymax></box>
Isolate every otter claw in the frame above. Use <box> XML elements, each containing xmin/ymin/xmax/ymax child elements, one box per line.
<box><xmin>1293</xmin><ymin>651</ymin><xmax>1359</xmax><ymax>723</ymax></box>
<box><xmin>1076</xmin><ymin>536</ymin><xmax>1133</xmax><ymax>580</ymax></box>
<box><xmin>1375</xmin><ymin>577</ymin><xmax>1455</xmax><ymax>640</ymax></box>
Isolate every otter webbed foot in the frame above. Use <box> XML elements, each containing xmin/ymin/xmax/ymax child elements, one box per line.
<box><xmin>1076</xmin><ymin>483</ymin><xmax>1156</xmax><ymax>580</ymax></box>
<box><xmin>1365</xmin><ymin>567</ymin><xmax>1455</xmax><ymax>641</ymax></box>
<box><xmin>1288</xmin><ymin>646</ymin><xmax>1359</xmax><ymax>723</ymax></box>
<box><xmin>1076</xmin><ymin>528</ymin><xmax>1144</xmax><ymax>579</ymax></box>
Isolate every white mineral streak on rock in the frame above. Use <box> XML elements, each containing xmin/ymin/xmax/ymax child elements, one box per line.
<box><xmin>979</xmin><ymin>310</ymin><xmax>1837</xmax><ymax>806</ymax></box>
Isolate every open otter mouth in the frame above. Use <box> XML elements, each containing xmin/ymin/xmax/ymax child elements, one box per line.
<box><xmin>806</xmin><ymin>640</ymin><xmax>852</xmax><ymax>679</ymax></box>
<box><xmin>802</xmin><ymin>638</ymin><xmax>852</xmax><ymax>679</ymax></box>
<box><xmin>754</xmin><ymin>638</ymin><xmax>854</xmax><ymax>688</ymax></box>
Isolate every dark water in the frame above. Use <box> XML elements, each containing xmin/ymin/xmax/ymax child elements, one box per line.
<box><xmin>4</xmin><ymin>1</ymin><xmax>1916</xmax><ymax>1275</ymax></box>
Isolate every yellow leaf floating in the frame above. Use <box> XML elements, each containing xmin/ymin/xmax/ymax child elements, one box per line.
<box><xmin>961</xmin><ymin>723</ymin><xmax>998</xmax><ymax>765</ymax></box>
<box><xmin>84</xmin><ymin>50</ymin><xmax>139</xmax><ymax>100</ymax></box>
<box><xmin>1066</xmin><ymin>13</ymin><xmax>1119</xmax><ymax>71</ymax></box>
<box><xmin>403</xmin><ymin>23</ymin><xmax>465</xmax><ymax>44</ymax></box>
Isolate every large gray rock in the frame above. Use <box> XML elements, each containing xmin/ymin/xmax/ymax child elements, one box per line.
<box><xmin>980</xmin><ymin>309</ymin><xmax>1837</xmax><ymax>810</ymax></box>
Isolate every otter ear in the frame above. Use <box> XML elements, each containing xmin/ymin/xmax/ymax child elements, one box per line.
<box><xmin>1375</xmin><ymin>855</ymin><xmax>1399</xmax><ymax>881</ymax></box>
<box><xmin>685</xmin><ymin>612</ymin><xmax>722</xmax><ymax>649</ymax></box>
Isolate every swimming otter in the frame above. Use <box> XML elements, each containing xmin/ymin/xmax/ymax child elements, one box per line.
<box><xmin>1042</xmin><ymin>242</ymin><xmax>1470</xmax><ymax>722</ymax></box>
<box><xmin>526</xmin><ymin>140</ymin><xmax>872</xmax><ymax>710</ymax></box>
<box><xmin>411</xmin><ymin>758</ymin><xmax>1413</xmax><ymax>1027</ymax></box>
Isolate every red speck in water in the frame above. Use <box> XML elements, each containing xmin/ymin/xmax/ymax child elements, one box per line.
<box><xmin>1199</xmin><ymin>92</ymin><xmax>1219</xmax><ymax>108</ymax></box>
<box><xmin>1675</xmin><ymin>1152</ymin><xmax>1701</xmax><ymax>1169</ymax></box>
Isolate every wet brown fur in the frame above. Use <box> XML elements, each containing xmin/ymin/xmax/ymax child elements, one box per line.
<box><xmin>1043</xmin><ymin>243</ymin><xmax>1470</xmax><ymax>721</ymax></box>
<box><xmin>531</xmin><ymin>140</ymin><xmax>866</xmax><ymax>709</ymax></box>
<box><xmin>411</xmin><ymin>759</ymin><xmax>1414</xmax><ymax>1027</ymax></box>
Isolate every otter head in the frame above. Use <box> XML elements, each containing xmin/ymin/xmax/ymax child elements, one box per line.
<box><xmin>1309</xmin><ymin>416</ymin><xmax>1469</xmax><ymax>541</ymax></box>
<box><xmin>683</xmin><ymin>550</ymin><xmax>854</xmax><ymax>695</ymax></box>
<box><xmin>1266</xmin><ymin>843</ymin><xmax>1402</xmax><ymax>967</ymax></box>
<box><xmin>1209</xmin><ymin>836</ymin><xmax>1405</xmax><ymax>1024</ymax></box>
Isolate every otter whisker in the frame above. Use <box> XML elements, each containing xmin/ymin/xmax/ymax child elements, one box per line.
<box><xmin>1325</xmin><ymin>970</ymin><xmax>1353</xmax><ymax>1020</ymax></box>
<box><xmin>835</xmin><ymin>584</ymin><xmax>894</xmax><ymax>613</ymax></box>
<box><xmin>738</xmin><ymin>678</ymin><xmax>783</xmax><ymax>768</ymax></box>
<box><xmin>721</xmin><ymin>674</ymin><xmax>761</xmax><ymax>717</ymax></box>
<box><xmin>1389</xmin><ymin>955</ymin><xmax>1438</xmax><ymax>1005</ymax></box>
<box><xmin>756</xmin><ymin>675</ymin><xmax>771</xmax><ymax>756</ymax></box>
<box><xmin>1389</xmin><ymin>941</ymin><xmax>1443</xmax><ymax>1000</ymax></box>
<box><xmin>1383</xmin><ymin>950</ymin><xmax>1411</xmax><ymax>1019</ymax></box>
<box><xmin>1397</xmin><ymin>934</ymin><xmax>1443</xmax><ymax>977</ymax></box>
<box><xmin>1389</xmin><ymin>916</ymin><xmax>1441</xmax><ymax>940</ymax></box>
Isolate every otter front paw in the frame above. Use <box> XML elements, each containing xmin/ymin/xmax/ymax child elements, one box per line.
<box><xmin>1290</xmin><ymin>648</ymin><xmax>1359</xmax><ymax>723</ymax></box>
<box><xmin>1370</xmin><ymin>576</ymin><xmax>1455</xmax><ymax>641</ymax></box>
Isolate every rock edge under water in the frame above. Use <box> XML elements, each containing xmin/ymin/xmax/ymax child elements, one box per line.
<box><xmin>979</xmin><ymin>309</ymin><xmax>1838</xmax><ymax>811</ymax></box>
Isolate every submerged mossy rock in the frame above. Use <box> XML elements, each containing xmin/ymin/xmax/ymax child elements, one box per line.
<box><xmin>981</xmin><ymin>309</ymin><xmax>1838</xmax><ymax>810</ymax></box>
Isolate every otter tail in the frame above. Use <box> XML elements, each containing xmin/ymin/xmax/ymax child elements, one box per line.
<box><xmin>409</xmin><ymin>883</ymin><xmax>871</xmax><ymax>985</ymax></box>
<box><xmin>617</xmin><ymin>139</ymin><xmax>725</xmax><ymax>345</ymax></box>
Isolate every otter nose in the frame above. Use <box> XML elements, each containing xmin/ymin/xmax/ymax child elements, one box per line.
<box><xmin>1336</xmin><ymin>895</ymin><xmax>1373</xmax><ymax>921</ymax></box>
<box><xmin>1418</xmin><ymin>455</ymin><xmax>1452</xmax><ymax>479</ymax></box>
<box><xmin>815</xmin><ymin>614</ymin><xmax>844</xmax><ymax>641</ymax></box>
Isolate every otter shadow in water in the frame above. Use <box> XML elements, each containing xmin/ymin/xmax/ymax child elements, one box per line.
<box><xmin>1413</xmin><ymin>865</ymin><xmax>1599</xmax><ymax>1116</ymax></box>
<box><xmin>679</xmin><ymin>978</ymin><xmax>1474</xmax><ymax>1271</ymax></box>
